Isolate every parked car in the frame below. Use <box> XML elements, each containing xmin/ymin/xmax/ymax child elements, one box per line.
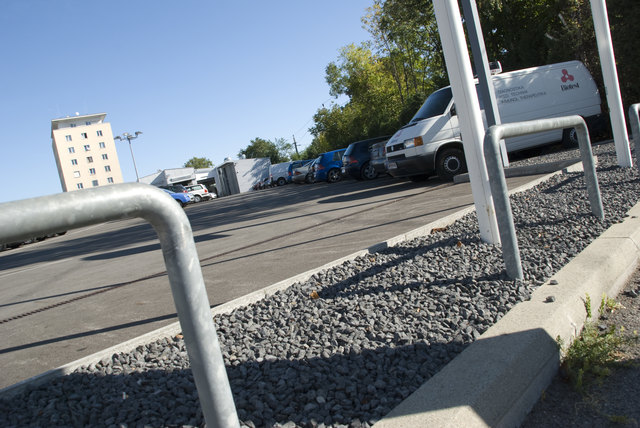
<box><xmin>313</xmin><ymin>149</ymin><xmax>347</xmax><ymax>183</ymax></box>
<box><xmin>162</xmin><ymin>188</ymin><xmax>192</xmax><ymax>207</ymax></box>
<box><xmin>288</xmin><ymin>159</ymin><xmax>313</xmax><ymax>182</ymax></box>
<box><xmin>291</xmin><ymin>159</ymin><xmax>316</xmax><ymax>184</ymax></box>
<box><xmin>341</xmin><ymin>136</ymin><xmax>390</xmax><ymax>180</ymax></box>
<box><xmin>160</xmin><ymin>184</ymin><xmax>190</xmax><ymax>194</ymax></box>
<box><xmin>270</xmin><ymin>162</ymin><xmax>293</xmax><ymax>186</ymax></box>
<box><xmin>369</xmin><ymin>140</ymin><xmax>388</xmax><ymax>176</ymax></box>
<box><xmin>185</xmin><ymin>184</ymin><xmax>215</xmax><ymax>202</ymax></box>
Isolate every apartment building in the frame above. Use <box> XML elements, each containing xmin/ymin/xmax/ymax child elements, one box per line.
<box><xmin>51</xmin><ymin>113</ymin><xmax>124</xmax><ymax>192</ymax></box>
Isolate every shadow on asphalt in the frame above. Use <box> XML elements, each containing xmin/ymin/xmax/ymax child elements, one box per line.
<box><xmin>0</xmin><ymin>312</ymin><xmax>180</xmax><ymax>355</ymax></box>
<box><xmin>0</xmin><ymin>177</ymin><xmax>428</xmax><ymax>272</ymax></box>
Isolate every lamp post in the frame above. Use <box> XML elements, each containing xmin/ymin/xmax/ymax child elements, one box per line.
<box><xmin>114</xmin><ymin>131</ymin><xmax>142</xmax><ymax>182</ymax></box>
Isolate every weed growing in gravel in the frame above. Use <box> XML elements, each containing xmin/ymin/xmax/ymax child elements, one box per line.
<box><xmin>559</xmin><ymin>294</ymin><xmax>635</xmax><ymax>392</ymax></box>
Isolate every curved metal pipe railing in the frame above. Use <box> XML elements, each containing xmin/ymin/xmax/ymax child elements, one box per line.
<box><xmin>630</xmin><ymin>103</ymin><xmax>640</xmax><ymax>168</ymax></box>
<box><xmin>0</xmin><ymin>183</ymin><xmax>239</xmax><ymax>428</ymax></box>
<box><xmin>484</xmin><ymin>115</ymin><xmax>603</xmax><ymax>280</ymax></box>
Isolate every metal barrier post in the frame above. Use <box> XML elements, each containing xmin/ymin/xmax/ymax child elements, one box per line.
<box><xmin>630</xmin><ymin>104</ymin><xmax>640</xmax><ymax>168</ymax></box>
<box><xmin>0</xmin><ymin>183</ymin><xmax>239</xmax><ymax>428</ymax></box>
<box><xmin>484</xmin><ymin>115</ymin><xmax>604</xmax><ymax>280</ymax></box>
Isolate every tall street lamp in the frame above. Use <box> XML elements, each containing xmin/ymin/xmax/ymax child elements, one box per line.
<box><xmin>114</xmin><ymin>131</ymin><xmax>142</xmax><ymax>182</ymax></box>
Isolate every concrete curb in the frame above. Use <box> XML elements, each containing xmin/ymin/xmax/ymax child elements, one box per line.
<box><xmin>0</xmin><ymin>161</ymin><xmax>593</xmax><ymax>404</ymax></box>
<box><xmin>373</xmin><ymin>199</ymin><xmax>640</xmax><ymax>427</ymax></box>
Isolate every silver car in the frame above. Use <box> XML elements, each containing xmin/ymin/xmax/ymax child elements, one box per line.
<box><xmin>291</xmin><ymin>159</ymin><xmax>316</xmax><ymax>184</ymax></box>
<box><xmin>185</xmin><ymin>184</ymin><xmax>215</xmax><ymax>202</ymax></box>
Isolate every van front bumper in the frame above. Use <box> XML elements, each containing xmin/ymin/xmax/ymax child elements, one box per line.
<box><xmin>386</xmin><ymin>153</ymin><xmax>435</xmax><ymax>178</ymax></box>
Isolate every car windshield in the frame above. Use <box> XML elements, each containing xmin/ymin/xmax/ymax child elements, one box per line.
<box><xmin>409</xmin><ymin>87</ymin><xmax>453</xmax><ymax>123</ymax></box>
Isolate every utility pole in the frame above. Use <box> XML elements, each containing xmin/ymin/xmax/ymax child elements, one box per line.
<box><xmin>292</xmin><ymin>135</ymin><xmax>300</xmax><ymax>157</ymax></box>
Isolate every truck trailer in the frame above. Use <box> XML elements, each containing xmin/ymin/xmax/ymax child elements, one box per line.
<box><xmin>214</xmin><ymin>158</ymin><xmax>271</xmax><ymax>197</ymax></box>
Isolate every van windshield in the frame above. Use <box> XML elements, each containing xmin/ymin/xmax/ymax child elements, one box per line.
<box><xmin>409</xmin><ymin>87</ymin><xmax>453</xmax><ymax>123</ymax></box>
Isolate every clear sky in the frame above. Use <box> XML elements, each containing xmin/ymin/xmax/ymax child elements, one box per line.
<box><xmin>0</xmin><ymin>1</ymin><xmax>373</xmax><ymax>203</ymax></box>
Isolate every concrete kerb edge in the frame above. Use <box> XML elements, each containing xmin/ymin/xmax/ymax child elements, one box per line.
<box><xmin>0</xmin><ymin>163</ymin><xmax>576</xmax><ymax>399</ymax></box>
<box><xmin>374</xmin><ymin>199</ymin><xmax>640</xmax><ymax>425</ymax></box>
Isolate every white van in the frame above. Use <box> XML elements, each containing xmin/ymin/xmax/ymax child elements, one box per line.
<box><xmin>385</xmin><ymin>60</ymin><xmax>604</xmax><ymax>180</ymax></box>
<box><xmin>270</xmin><ymin>161</ymin><xmax>293</xmax><ymax>186</ymax></box>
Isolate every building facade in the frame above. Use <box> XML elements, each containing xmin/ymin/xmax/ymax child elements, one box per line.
<box><xmin>51</xmin><ymin>113</ymin><xmax>124</xmax><ymax>192</ymax></box>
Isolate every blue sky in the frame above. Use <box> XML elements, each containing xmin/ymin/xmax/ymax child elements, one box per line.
<box><xmin>0</xmin><ymin>1</ymin><xmax>373</xmax><ymax>203</ymax></box>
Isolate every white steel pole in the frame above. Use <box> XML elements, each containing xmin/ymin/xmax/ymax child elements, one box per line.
<box><xmin>589</xmin><ymin>0</ymin><xmax>632</xmax><ymax>167</ymax></box>
<box><xmin>432</xmin><ymin>0</ymin><xmax>500</xmax><ymax>244</ymax></box>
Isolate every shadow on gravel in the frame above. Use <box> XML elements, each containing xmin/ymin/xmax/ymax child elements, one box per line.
<box><xmin>1</xmin><ymin>329</ymin><xmax>561</xmax><ymax>428</ymax></box>
<box><xmin>0</xmin><ymin>339</ymin><xmax>463</xmax><ymax>427</ymax></box>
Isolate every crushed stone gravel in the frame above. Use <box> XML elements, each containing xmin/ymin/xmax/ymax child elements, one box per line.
<box><xmin>1</xmin><ymin>142</ymin><xmax>639</xmax><ymax>428</ymax></box>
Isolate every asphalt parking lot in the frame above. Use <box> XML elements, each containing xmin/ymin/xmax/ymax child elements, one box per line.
<box><xmin>0</xmin><ymin>174</ymin><xmax>544</xmax><ymax>389</ymax></box>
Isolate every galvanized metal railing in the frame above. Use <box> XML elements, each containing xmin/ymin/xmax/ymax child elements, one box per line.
<box><xmin>484</xmin><ymin>115</ymin><xmax>603</xmax><ymax>280</ymax></box>
<box><xmin>630</xmin><ymin>103</ymin><xmax>640</xmax><ymax>168</ymax></box>
<box><xmin>0</xmin><ymin>183</ymin><xmax>239</xmax><ymax>428</ymax></box>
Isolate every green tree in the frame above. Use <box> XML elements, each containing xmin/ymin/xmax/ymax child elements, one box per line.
<box><xmin>477</xmin><ymin>0</ymin><xmax>560</xmax><ymax>71</ymax></box>
<box><xmin>307</xmin><ymin>1</ymin><xmax>449</xmax><ymax>156</ymax></box>
<box><xmin>183</xmin><ymin>156</ymin><xmax>213</xmax><ymax>168</ymax></box>
<box><xmin>363</xmin><ymin>0</ymin><xmax>447</xmax><ymax>100</ymax></box>
<box><xmin>238</xmin><ymin>137</ymin><xmax>292</xmax><ymax>164</ymax></box>
<box><xmin>306</xmin><ymin>0</ymin><xmax>639</xmax><ymax>157</ymax></box>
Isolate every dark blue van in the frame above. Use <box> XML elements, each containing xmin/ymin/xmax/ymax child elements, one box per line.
<box><xmin>341</xmin><ymin>136</ymin><xmax>390</xmax><ymax>180</ymax></box>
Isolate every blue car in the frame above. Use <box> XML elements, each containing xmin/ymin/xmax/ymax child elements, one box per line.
<box><xmin>313</xmin><ymin>149</ymin><xmax>347</xmax><ymax>183</ymax></box>
<box><xmin>162</xmin><ymin>188</ymin><xmax>192</xmax><ymax>207</ymax></box>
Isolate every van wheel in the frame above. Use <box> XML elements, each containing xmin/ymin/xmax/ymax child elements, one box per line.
<box><xmin>436</xmin><ymin>148</ymin><xmax>466</xmax><ymax>181</ymax></box>
<box><xmin>361</xmin><ymin>162</ymin><xmax>378</xmax><ymax>180</ymax></box>
<box><xmin>562</xmin><ymin>128</ymin><xmax>579</xmax><ymax>148</ymax></box>
<box><xmin>277</xmin><ymin>177</ymin><xmax>287</xmax><ymax>186</ymax></box>
<box><xmin>327</xmin><ymin>168</ymin><xmax>342</xmax><ymax>183</ymax></box>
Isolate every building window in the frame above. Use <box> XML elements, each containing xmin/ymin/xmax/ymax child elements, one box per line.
<box><xmin>92</xmin><ymin>180</ymin><xmax>99</xmax><ymax>187</ymax></box>
<box><xmin>97</xmin><ymin>130</ymin><xmax>103</xmax><ymax>137</ymax></box>
<box><xmin>102</xmin><ymin>154</ymin><xmax>108</xmax><ymax>160</ymax></box>
<box><xmin>65</xmin><ymin>135</ymin><xmax>72</xmax><ymax>142</ymax></box>
<box><xmin>68</xmin><ymin>147</ymin><xmax>75</xmax><ymax>154</ymax></box>
<box><xmin>71</xmin><ymin>159</ymin><xmax>78</xmax><ymax>165</ymax></box>
<box><xmin>104</xmin><ymin>165</ymin><xmax>111</xmax><ymax>172</ymax></box>
<box><xmin>70</xmin><ymin>123</ymin><xmax>76</xmax><ymax>128</ymax></box>
<box><xmin>84</xmin><ymin>144</ymin><xmax>90</xmax><ymax>151</ymax></box>
<box><xmin>81</xmin><ymin>132</ymin><xmax>88</xmax><ymax>139</ymax></box>
<box><xmin>89</xmin><ymin>168</ymin><xmax>96</xmax><ymax>175</ymax></box>
<box><xmin>73</xmin><ymin>171</ymin><xmax>81</xmax><ymax>178</ymax></box>
<box><xmin>98</xmin><ymin>142</ymin><xmax>106</xmax><ymax>149</ymax></box>
<box><xmin>87</xmin><ymin>156</ymin><xmax>93</xmax><ymax>163</ymax></box>
<box><xmin>86</xmin><ymin>121</ymin><xmax>92</xmax><ymax>126</ymax></box>
<box><xmin>77</xmin><ymin>183</ymin><xmax>83</xmax><ymax>189</ymax></box>
<box><xmin>107</xmin><ymin>177</ymin><xmax>114</xmax><ymax>184</ymax></box>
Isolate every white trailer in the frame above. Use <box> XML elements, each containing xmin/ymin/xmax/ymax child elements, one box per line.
<box><xmin>385</xmin><ymin>60</ymin><xmax>605</xmax><ymax>180</ymax></box>
<box><xmin>215</xmin><ymin>158</ymin><xmax>271</xmax><ymax>197</ymax></box>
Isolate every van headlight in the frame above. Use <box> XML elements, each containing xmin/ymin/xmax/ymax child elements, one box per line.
<box><xmin>404</xmin><ymin>137</ymin><xmax>424</xmax><ymax>148</ymax></box>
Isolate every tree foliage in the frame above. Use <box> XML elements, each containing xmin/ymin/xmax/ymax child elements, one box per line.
<box><xmin>183</xmin><ymin>156</ymin><xmax>213</xmax><ymax>169</ymax></box>
<box><xmin>303</xmin><ymin>0</ymin><xmax>639</xmax><ymax>158</ymax></box>
<box><xmin>238</xmin><ymin>137</ymin><xmax>293</xmax><ymax>164</ymax></box>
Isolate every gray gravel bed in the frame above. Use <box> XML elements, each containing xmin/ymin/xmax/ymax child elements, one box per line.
<box><xmin>2</xmin><ymin>142</ymin><xmax>639</xmax><ymax>428</ymax></box>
